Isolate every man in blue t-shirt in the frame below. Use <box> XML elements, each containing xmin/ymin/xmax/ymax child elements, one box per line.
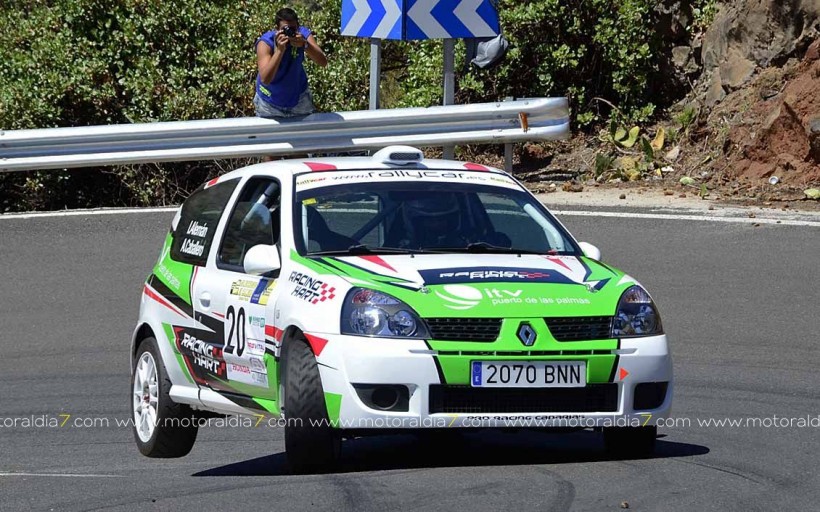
<box><xmin>254</xmin><ymin>7</ymin><xmax>327</xmax><ymax>118</ymax></box>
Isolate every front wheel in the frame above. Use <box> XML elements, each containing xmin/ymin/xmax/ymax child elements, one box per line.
<box><xmin>282</xmin><ymin>336</ymin><xmax>341</xmax><ymax>472</ymax></box>
<box><xmin>131</xmin><ymin>336</ymin><xmax>198</xmax><ymax>457</ymax></box>
<box><xmin>603</xmin><ymin>425</ymin><xmax>657</xmax><ymax>458</ymax></box>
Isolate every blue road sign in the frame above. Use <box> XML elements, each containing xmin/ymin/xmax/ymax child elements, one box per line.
<box><xmin>342</xmin><ymin>0</ymin><xmax>403</xmax><ymax>39</ymax></box>
<box><xmin>341</xmin><ymin>0</ymin><xmax>499</xmax><ymax>40</ymax></box>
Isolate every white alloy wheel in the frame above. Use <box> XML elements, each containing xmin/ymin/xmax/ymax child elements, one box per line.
<box><xmin>133</xmin><ymin>351</ymin><xmax>159</xmax><ymax>442</ymax></box>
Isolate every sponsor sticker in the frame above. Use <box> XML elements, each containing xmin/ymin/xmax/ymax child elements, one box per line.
<box><xmin>420</xmin><ymin>267</ymin><xmax>579</xmax><ymax>285</ymax></box>
<box><xmin>227</xmin><ymin>363</ymin><xmax>268</xmax><ymax>388</ymax></box>
<box><xmin>288</xmin><ymin>271</ymin><xmax>336</xmax><ymax>304</ymax></box>
<box><xmin>230</xmin><ymin>278</ymin><xmax>276</xmax><ymax>305</ymax></box>
<box><xmin>296</xmin><ymin>170</ymin><xmax>520</xmax><ymax>190</ymax></box>
<box><xmin>246</xmin><ymin>339</ymin><xmax>266</xmax><ymax>356</ymax></box>
<box><xmin>251</xmin><ymin>372</ymin><xmax>269</xmax><ymax>386</ymax></box>
<box><xmin>250</xmin><ymin>356</ymin><xmax>266</xmax><ymax>373</ymax></box>
<box><xmin>172</xmin><ymin>327</ymin><xmax>226</xmax><ymax>379</ymax></box>
<box><xmin>435</xmin><ymin>284</ymin><xmax>483</xmax><ymax>310</ymax></box>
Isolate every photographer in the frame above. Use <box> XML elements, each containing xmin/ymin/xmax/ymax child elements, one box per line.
<box><xmin>254</xmin><ymin>7</ymin><xmax>327</xmax><ymax>118</ymax></box>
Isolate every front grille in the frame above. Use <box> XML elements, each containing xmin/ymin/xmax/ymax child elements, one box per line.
<box><xmin>429</xmin><ymin>384</ymin><xmax>618</xmax><ymax>414</ymax></box>
<box><xmin>545</xmin><ymin>316</ymin><xmax>613</xmax><ymax>342</ymax></box>
<box><xmin>426</xmin><ymin>318</ymin><xmax>502</xmax><ymax>342</ymax></box>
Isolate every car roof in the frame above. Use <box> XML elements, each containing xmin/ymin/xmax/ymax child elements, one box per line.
<box><xmin>211</xmin><ymin>146</ymin><xmax>511</xmax><ymax>184</ymax></box>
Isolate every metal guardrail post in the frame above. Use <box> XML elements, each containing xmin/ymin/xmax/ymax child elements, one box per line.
<box><xmin>504</xmin><ymin>143</ymin><xmax>513</xmax><ymax>173</ymax></box>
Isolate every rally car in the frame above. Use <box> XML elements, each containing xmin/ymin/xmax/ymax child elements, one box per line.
<box><xmin>131</xmin><ymin>146</ymin><xmax>672</xmax><ymax>471</ymax></box>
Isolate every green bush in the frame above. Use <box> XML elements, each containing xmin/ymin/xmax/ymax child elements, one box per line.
<box><xmin>0</xmin><ymin>0</ymin><xmax>703</xmax><ymax>211</ymax></box>
<box><xmin>457</xmin><ymin>0</ymin><xmax>664</xmax><ymax>125</ymax></box>
<box><xmin>0</xmin><ymin>0</ymin><xmax>370</xmax><ymax>210</ymax></box>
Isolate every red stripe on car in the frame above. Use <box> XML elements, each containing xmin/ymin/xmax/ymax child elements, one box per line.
<box><xmin>359</xmin><ymin>255</ymin><xmax>396</xmax><ymax>272</ymax></box>
<box><xmin>546</xmin><ymin>256</ymin><xmax>572</xmax><ymax>271</ymax></box>
<box><xmin>143</xmin><ymin>285</ymin><xmax>186</xmax><ymax>318</ymax></box>
<box><xmin>265</xmin><ymin>325</ymin><xmax>284</xmax><ymax>341</ymax></box>
<box><xmin>304</xmin><ymin>162</ymin><xmax>337</xmax><ymax>172</ymax></box>
<box><xmin>464</xmin><ymin>163</ymin><xmax>490</xmax><ymax>172</ymax></box>
<box><xmin>304</xmin><ymin>333</ymin><xmax>329</xmax><ymax>356</ymax></box>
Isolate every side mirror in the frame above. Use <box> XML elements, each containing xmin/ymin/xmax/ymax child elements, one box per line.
<box><xmin>577</xmin><ymin>242</ymin><xmax>602</xmax><ymax>261</ymax></box>
<box><xmin>244</xmin><ymin>244</ymin><xmax>281</xmax><ymax>276</ymax></box>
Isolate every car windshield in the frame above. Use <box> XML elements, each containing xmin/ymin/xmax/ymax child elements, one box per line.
<box><xmin>294</xmin><ymin>177</ymin><xmax>578</xmax><ymax>256</ymax></box>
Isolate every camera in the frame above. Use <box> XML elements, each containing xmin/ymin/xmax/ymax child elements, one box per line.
<box><xmin>282</xmin><ymin>26</ymin><xmax>297</xmax><ymax>38</ymax></box>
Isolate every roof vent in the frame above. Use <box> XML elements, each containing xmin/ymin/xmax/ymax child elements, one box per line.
<box><xmin>373</xmin><ymin>146</ymin><xmax>424</xmax><ymax>165</ymax></box>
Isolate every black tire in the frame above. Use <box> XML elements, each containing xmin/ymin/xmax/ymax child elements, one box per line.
<box><xmin>282</xmin><ymin>336</ymin><xmax>341</xmax><ymax>472</ymax></box>
<box><xmin>603</xmin><ymin>425</ymin><xmax>657</xmax><ymax>458</ymax></box>
<box><xmin>131</xmin><ymin>336</ymin><xmax>198</xmax><ymax>458</ymax></box>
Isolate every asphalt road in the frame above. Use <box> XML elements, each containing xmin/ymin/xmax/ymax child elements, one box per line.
<box><xmin>1</xmin><ymin>207</ymin><xmax>819</xmax><ymax>511</ymax></box>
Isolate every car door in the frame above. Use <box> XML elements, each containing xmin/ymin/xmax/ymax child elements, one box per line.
<box><xmin>192</xmin><ymin>176</ymin><xmax>283</xmax><ymax>404</ymax></box>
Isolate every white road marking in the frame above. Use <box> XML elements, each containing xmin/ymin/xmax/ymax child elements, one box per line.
<box><xmin>551</xmin><ymin>210</ymin><xmax>820</xmax><ymax>227</ymax></box>
<box><xmin>1</xmin><ymin>204</ymin><xmax>818</xmax><ymax>227</ymax></box>
<box><xmin>0</xmin><ymin>206</ymin><xmax>177</xmax><ymax>221</ymax></box>
<box><xmin>0</xmin><ymin>472</ymin><xmax>122</xmax><ymax>478</ymax></box>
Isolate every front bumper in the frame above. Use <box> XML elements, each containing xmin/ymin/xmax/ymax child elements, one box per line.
<box><xmin>313</xmin><ymin>333</ymin><xmax>673</xmax><ymax>429</ymax></box>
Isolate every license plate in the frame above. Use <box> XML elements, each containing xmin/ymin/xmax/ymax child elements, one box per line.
<box><xmin>471</xmin><ymin>361</ymin><xmax>586</xmax><ymax>388</ymax></box>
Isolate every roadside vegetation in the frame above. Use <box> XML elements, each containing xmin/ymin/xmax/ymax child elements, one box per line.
<box><xmin>0</xmin><ymin>0</ymin><xmax>790</xmax><ymax>211</ymax></box>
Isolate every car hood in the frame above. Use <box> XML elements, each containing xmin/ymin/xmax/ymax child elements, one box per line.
<box><xmin>308</xmin><ymin>253</ymin><xmax>638</xmax><ymax>318</ymax></box>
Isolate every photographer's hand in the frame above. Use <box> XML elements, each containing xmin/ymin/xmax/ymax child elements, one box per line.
<box><xmin>274</xmin><ymin>32</ymin><xmax>289</xmax><ymax>53</ymax></box>
<box><xmin>290</xmin><ymin>33</ymin><xmax>307</xmax><ymax>48</ymax></box>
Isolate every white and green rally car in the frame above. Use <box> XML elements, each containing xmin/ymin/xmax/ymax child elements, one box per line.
<box><xmin>131</xmin><ymin>146</ymin><xmax>672</xmax><ymax>471</ymax></box>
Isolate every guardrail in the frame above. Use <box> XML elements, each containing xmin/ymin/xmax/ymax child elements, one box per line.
<box><xmin>0</xmin><ymin>98</ymin><xmax>569</xmax><ymax>172</ymax></box>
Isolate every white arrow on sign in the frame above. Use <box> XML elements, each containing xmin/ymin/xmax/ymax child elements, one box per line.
<box><xmin>372</xmin><ymin>0</ymin><xmax>402</xmax><ymax>39</ymax></box>
<box><xmin>454</xmin><ymin>0</ymin><xmax>496</xmax><ymax>37</ymax></box>
<box><xmin>407</xmin><ymin>0</ymin><xmax>450</xmax><ymax>39</ymax></box>
<box><xmin>342</xmin><ymin>0</ymin><xmax>372</xmax><ymax>36</ymax></box>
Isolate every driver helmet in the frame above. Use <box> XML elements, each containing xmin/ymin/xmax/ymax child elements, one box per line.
<box><xmin>402</xmin><ymin>192</ymin><xmax>461</xmax><ymax>240</ymax></box>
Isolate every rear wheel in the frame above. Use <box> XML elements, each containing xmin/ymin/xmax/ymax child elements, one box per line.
<box><xmin>603</xmin><ymin>425</ymin><xmax>657</xmax><ymax>458</ymax></box>
<box><xmin>131</xmin><ymin>337</ymin><xmax>198</xmax><ymax>457</ymax></box>
<box><xmin>282</xmin><ymin>336</ymin><xmax>341</xmax><ymax>472</ymax></box>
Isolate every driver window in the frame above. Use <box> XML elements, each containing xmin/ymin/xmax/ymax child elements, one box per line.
<box><xmin>218</xmin><ymin>177</ymin><xmax>280</xmax><ymax>272</ymax></box>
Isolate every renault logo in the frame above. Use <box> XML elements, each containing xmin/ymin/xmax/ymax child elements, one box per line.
<box><xmin>517</xmin><ymin>322</ymin><xmax>537</xmax><ymax>346</ymax></box>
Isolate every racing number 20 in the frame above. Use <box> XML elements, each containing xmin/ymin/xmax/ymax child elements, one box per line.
<box><xmin>225</xmin><ymin>305</ymin><xmax>246</xmax><ymax>357</ymax></box>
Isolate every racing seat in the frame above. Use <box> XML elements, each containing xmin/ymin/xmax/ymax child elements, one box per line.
<box><xmin>305</xmin><ymin>207</ymin><xmax>357</xmax><ymax>252</ymax></box>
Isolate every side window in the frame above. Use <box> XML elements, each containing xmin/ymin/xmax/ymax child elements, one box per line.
<box><xmin>170</xmin><ymin>179</ymin><xmax>238</xmax><ymax>266</ymax></box>
<box><xmin>218</xmin><ymin>177</ymin><xmax>281</xmax><ymax>272</ymax></box>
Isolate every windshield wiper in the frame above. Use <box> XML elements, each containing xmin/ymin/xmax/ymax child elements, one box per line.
<box><xmin>431</xmin><ymin>242</ymin><xmax>545</xmax><ymax>254</ymax></box>
<box><xmin>309</xmin><ymin>244</ymin><xmax>427</xmax><ymax>256</ymax></box>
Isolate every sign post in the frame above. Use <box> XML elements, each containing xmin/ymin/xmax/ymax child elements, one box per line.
<box><xmin>369</xmin><ymin>39</ymin><xmax>382</xmax><ymax>109</ymax></box>
<box><xmin>442</xmin><ymin>38</ymin><xmax>456</xmax><ymax>158</ymax></box>
<box><xmin>342</xmin><ymin>0</ymin><xmax>500</xmax><ymax>154</ymax></box>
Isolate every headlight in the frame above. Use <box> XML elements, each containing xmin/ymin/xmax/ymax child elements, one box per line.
<box><xmin>611</xmin><ymin>285</ymin><xmax>663</xmax><ymax>337</ymax></box>
<box><xmin>341</xmin><ymin>288</ymin><xmax>430</xmax><ymax>338</ymax></box>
